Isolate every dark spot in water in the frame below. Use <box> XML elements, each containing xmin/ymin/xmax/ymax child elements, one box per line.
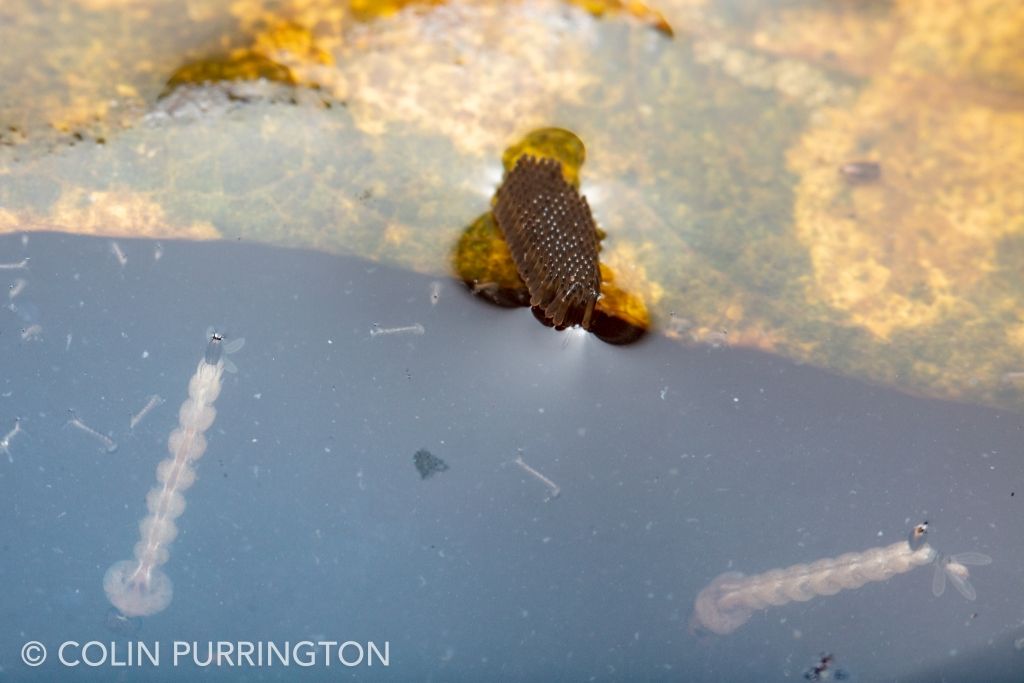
<box><xmin>493</xmin><ymin>155</ymin><xmax>601</xmax><ymax>329</ymax></box>
<box><xmin>803</xmin><ymin>652</ymin><xmax>849</xmax><ymax>681</ymax></box>
<box><xmin>414</xmin><ymin>449</ymin><xmax>448</xmax><ymax>479</ymax></box>
<box><xmin>839</xmin><ymin>160</ymin><xmax>882</xmax><ymax>184</ymax></box>
<box><xmin>587</xmin><ymin>308</ymin><xmax>647</xmax><ymax>345</ymax></box>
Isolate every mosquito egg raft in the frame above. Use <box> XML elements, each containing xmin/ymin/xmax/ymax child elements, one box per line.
<box><xmin>493</xmin><ymin>155</ymin><xmax>602</xmax><ymax>329</ymax></box>
<box><xmin>453</xmin><ymin>127</ymin><xmax>649</xmax><ymax>344</ymax></box>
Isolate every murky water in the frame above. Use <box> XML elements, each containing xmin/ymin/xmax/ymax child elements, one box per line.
<box><xmin>1</xmin><ymin>232</ymin><xmax>1021</xmax><ymax>681</ymax></box>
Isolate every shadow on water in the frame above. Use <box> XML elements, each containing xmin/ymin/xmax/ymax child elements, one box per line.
<box><xmin>0</xmin><ymin>232</ymin><xmax>1022</xmax><ymax>681</ymax></box>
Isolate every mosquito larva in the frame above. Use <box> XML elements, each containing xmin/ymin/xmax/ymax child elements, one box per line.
<box><xmin>110</xmin><ymin>241</ymin><xmax>128</xmax><ymax>267</ymax></box>
<box><xmin>105</xmin><ymin>329</ymin><xmax>241</xmax><ymax>617</ymax></box>
<box><xmin>369</xmin><ymin>323</ymin><xmax>425</xmax><ymax>337</ymax></box>
<box><xmin>690</xmin><ymin>522</ymin><xmax>991</xmax><ymax>636</ymax></box>
<box><xmin>20</xmin><ymin>324</ymin><xmax>42</xmax><ymax>342</ymax></box>
<box><xmin>514</xmin><ymin>453</ymin><xmax>561</xmax><ymax>500</ymax></box>
<box><xmin>129</xmin><ymin>394</ymin><xmax>165</xmax><ymax>431</ymax></box>
<box><xmin>0</xmin><ymin>258</ymin><xmax>29</xmax><ymax>270</ymax></box>
<box><xmin>0</xmin><ymin>418</ymin><xmax>22</xmax><ymax>463</ymax></box>
<box><xmin>67</xmin><ymin>411</ymin><xmax>118</xmax><ymax>453</ymax></box>
<box><xmin>8</xmin><ymin>278</ymin><xmax>26</xmax><ymax>301</ymax></box>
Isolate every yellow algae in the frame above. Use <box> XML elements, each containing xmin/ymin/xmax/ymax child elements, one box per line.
<box><xmin>349</xmin><ymin>0</ymin><xmax>446</xmax><ymax>21</ymax></box>
<box><xmin>383</xmin><ymin>222</ymin><xmax>411</xmax><ymax>247</ymax></box>
<box><xmin>1007</xmin><ymin>323</ymin><xmax>1024</xmax><ymax>351</ymax></box>
<box><xmin>166</xmin><ymin>50</ymin><xmax>296</xmax><ymax>90</ymax></box>
<box><xmin>599</xmin><ymin>240</ymin><xmax>662</xmax><ymax>311</ymax></box>
<box><xmin>501</xmin><ymin>128</ymin><xmax>587</xmax><ymax>190</ymax></box>
<box><xmin>251</xmin><ymin>19</ymin><xmax>334</xmax><ymax>66</ymax></box>
<box><xmin>454</xmin><ymin>212</ymin><xmax>525</xmax><ymax>293</ymax></box>
<box><xmin>0</xmin><ymin>190</ymin><xmax>219</xmax><ymax>240</ymax></box>
<box><xmin>891</xmin><ymin>0</ymin><xmax>1024</xmax><ymax>94</ymax></box>
<box><xmin>748</xmin><ymin>3</ymin><xmax>899</xmax><ymax>78</ymax></box>
<box><xmin>790</xmin><ymin>74</ymin><xmax>1024</xmax><ymax>340</ymax></box>
<box><xmin>567</xmin><ymin>0</ymin><xmax>673</xmax><ymax>36</ymax></box>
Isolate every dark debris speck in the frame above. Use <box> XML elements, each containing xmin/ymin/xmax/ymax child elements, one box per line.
<box><xmin>414</xmin><ymin>449</ymin><xmax>449</xmax><ymax>479</ymax></box>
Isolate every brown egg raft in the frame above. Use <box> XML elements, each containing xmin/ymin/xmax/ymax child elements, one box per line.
<box><xmin>493</xmin><ymin>155</ymin><xmax>602</xmax><ymax>329</ymax></box>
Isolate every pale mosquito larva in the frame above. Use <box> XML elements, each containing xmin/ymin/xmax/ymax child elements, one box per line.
<box><xmin>129</xmin><ymin>395</ymin><xmax>165</xmax><ymax>431</ymax></box>
<box><xmin>8</xmin><ymin>278</ymin><xmax>26</xmax><ymax>301</ymax></box>
<box><xmin>369</xmin><ymin>323</ymin><xmax>425</xmax><ymax>338</ymax></box>
<box><xmin>514</xmin><ymin>452</ymin><xmax>561</xmax><ymax>500</ymax></box>
<box><xmin>20</xmin><ymin>324</ymin><xmax>42</xmax><ymax>342</ymax></box>
<box><xmin>110</xmin><ymin>241</ymin><xmax>128</xmax><ymax>267</ymax></box>
<box><xmin>690</xmin><ymin>522</ymin><xmax>991</xmax><ymax>636</ymax></box>
<box><xmin>1</xmin><ymin>418</ymin><xmax>23</xmax><ymax>463</ymax></box>
<box><xmin>104</xmin><ymin>329</ymin><xmax>241</xmax><ymax>617</ymax></box>
<box><xmin>0</xmin><ymin>258</ymin><xmax>29</xmax><ymax>270</ymax></box>
<box><xmin>67</xmin><ymin>411</ymin><xmax>118</xmax><ymax>453</ymax></box>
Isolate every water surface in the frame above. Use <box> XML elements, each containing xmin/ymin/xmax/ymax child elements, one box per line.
<box><xmin>1</xmin><ymin>232</ymin><xmax>1021</xmax><ymax>681</ymax></box>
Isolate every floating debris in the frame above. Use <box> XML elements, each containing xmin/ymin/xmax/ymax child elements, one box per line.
<box><xmin>803</xmin><ymin>653</ymin><xmax>849</xmax><ymax>681</ymax></box>
<box><xmin>839</xmin><ymin>160</ymin><xmax>882</xmax><ymax>184</ymax></box>
<box><xmin>129</xmin><ymin>394</ymin><xmax>165</xmax><ymax>431</ymax></box>
<box><xmin>514</xmin><ymin>452</ymin><xmax>560</xmax><ymax>500</ymax></box>
<box><xmin>0</xmin><ymin>417</ymin><xmax>22</xmax><ymax>463</ymax></box>
<box><xmin>494</xmin><ymin>155</ymin><xmax>601</xmax><ymax>329</ymax></box>
<box><xmin>370</xmin><ymin>323</ymin><xmax>425</xmax><ymax>338</ymax></box>
<box><xmin>66</xmin><ymin>411</ymin><xmax>118</xmax><ymax>453</ymax></box>
<box><xmin>110</xmin><ymin>241</ymin><xmax>128</xmax><ymax>267</ymax></box>
<box><xmin>429</xmin><ymin>281</ymin><xmax>442</xmax><ymax>306</ymax></box>
<box><xmin>0</xmin><ymin>258</ymin><xmax>29</xmax><ymax>270</ymax></box>
<box><xmin>20</xmin><ymin>324</ymin><xmax>42</xmax><ymax>342</ymax></box>
<box><xmin>414</xmin><ymin>449</ymin><xmax>449</xmax><ymax>479</ymax></box>
<box><xmin>8</xmin><ymin>277</ymin><xmax>26</xmax><ymax>301</ymax></box>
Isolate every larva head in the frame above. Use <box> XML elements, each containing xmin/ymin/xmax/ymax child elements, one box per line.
<box><xmin>908</xmin><ymin>520</ymin><xmax>929</xmax><ymax>550</ymax></box>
